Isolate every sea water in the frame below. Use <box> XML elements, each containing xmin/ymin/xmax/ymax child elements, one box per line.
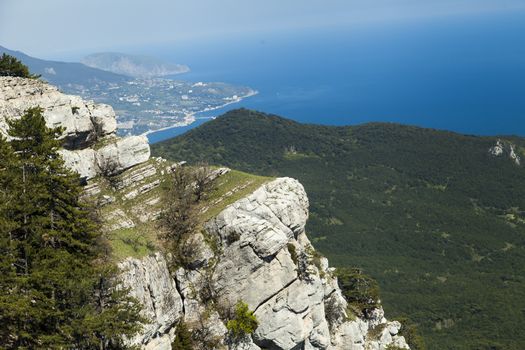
<box><xmin>146</xmin><ymin>11</ymin><xmax>525</xmax><ymax>143</ymax></box>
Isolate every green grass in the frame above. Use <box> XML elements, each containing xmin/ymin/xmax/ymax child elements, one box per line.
<box><xmin>89</xmin><ymin>159</ymin><xmax>272</xmax><ymax>261</ymax></box>
<box><xmin>108</xmin><ymin>227</ymin><xmax>156</xmax><ymax>261</ymax></box>
<box><xmin>152</xmin><ymin>109</ymin><xmax>525</xmax><ymax>350</ymax></box>
<box><xmin>198</xmin><ymin>169</ymin><xmax>273</xmax><ymax>222</ymax></box>
<box><xmin>89</xmin><ymin>159</ymin><xmax>169</xmax><ymax>260</ymax></box>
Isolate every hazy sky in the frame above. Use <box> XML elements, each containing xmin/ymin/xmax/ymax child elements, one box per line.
<box><xmin>1</xmin><ymin>0</ymin><xmax>524</xmax><ymax>57</ymax></box>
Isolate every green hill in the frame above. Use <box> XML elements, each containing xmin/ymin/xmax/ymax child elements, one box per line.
<box><xmin>152</xmin><ymin>109</ymin><xmax>525</xmax><ymax>350</ymax></box>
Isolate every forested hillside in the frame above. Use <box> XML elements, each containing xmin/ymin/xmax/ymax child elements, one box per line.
<box><xmin>153</xmin><ymin>109</ymin><xmax>525</xmax><ymax>350</ymax></box>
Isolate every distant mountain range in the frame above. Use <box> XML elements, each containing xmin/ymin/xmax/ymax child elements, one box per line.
<box><xmin>0</xmin><ymin>46</ymin><xmax>189</xmax><ymax>87</ymax></box>
<box><xmin>0</xmin><ymin>45</ymin><xmax>130</xmax><ymax>88</ymax></box>
<box><xmin>81</xmin><ymin>52</ymin><xmax>189</xmax><ymax>78</ymax></box>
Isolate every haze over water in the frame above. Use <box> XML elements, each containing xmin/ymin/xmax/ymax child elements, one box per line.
<box><xmin>145</xmin><ymin>11</ymin><xmax>525</xmax><ymax>143</ymax></box>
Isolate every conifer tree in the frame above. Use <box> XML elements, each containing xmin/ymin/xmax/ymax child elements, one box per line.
<box><xmin>0</xmin><ymin>53</ymin><xmax>36</xmax><ymax>78</ymax></box>
<box><xmin>0</xmin><ymin>107</ymin><xmax>144</xmax><ymax>348</ymax></box>
<box><xmin>0</xmin><ymin>135</ymin><xmax>22</xmax><ymax>346</ymax></box>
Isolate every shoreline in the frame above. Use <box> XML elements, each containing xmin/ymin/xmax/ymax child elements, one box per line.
<box><xmin>141</xmin><ymin>89</ymin><xmax>258</xmax><ymax>137</ymax></box>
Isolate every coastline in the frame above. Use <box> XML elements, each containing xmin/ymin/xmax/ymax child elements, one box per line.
<box><xmin>142</xmin><ymin>89</ymin><xmax>258</xmax><ymax>138</ymax></box>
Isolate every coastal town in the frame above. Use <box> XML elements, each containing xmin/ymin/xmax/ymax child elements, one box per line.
<box><xmin>63</xmin><ymin>77</ymin><xmax>256</xmax><ymax>136</ymax></box>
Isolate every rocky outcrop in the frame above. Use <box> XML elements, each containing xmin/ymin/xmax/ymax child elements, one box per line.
<box><xmin>0</xmin><ymin>76</ymin><xmax>116</xmax><ymax>148</ymax></box>
<box><xmin>489</xmin><ymin>139</ymin><xmax>521</xmax><ymax>166</ymax></box>
<box><xmin>96</xmin><ymin>135</ymin><xmax>151</xmax><ymax>175</ymax></box>
<box><xmin>121</xmin><ymin>178</ymin><xmax>410</xmax><ymax>350</ymax></box>
<box><xmin>119</xmin><ymin>253</ymin><xmax>184</xmax><ymax>348</ymax></box>
<box><xmin>1</xmin><ymin>77</ymin><xmax>151</xmax><ymax>179</ymax></box>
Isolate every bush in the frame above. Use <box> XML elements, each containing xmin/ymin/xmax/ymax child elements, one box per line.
<box><xmin>226</xmin><ymin>301</ymin><xmax>258</xmax><ymax>341</ymax></box>
<box><xmin>0</xmin><ymin>53</ymin><xmax>36</xmax><ymax>78</ymax></box>
<box><xmin>335</xmin><ymin>267</ymin><xmax>380</xmax><ymax>317</ymax></box>
<box><xmin>172</xmin><ymin>321</ymin><xmax>194</xmax><ymax>350</ymax></box>
<box><xmin>287</xmin><ymin>243</ymin><xmax>298</xmax><ymax>265</ymax></box>
<box><xmin>159</xmin><ymin>164</ymin><xmax>221</xmax><ymax>267</ymax></box>
<box><xmin>397</xmin><ymin>317</ymin><xmax>427</xmax><ymax>350</ymax></box>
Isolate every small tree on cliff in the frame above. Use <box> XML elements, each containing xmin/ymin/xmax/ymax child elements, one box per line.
<box><xmin>0</xmin><ymin>53</ymin><xmax>38</xmax><ymax>78</ymax></box>
<box><xmin>0</xmin><ymin>107</ymin><xmax>144</xmax><ymax>349</ymax></box>
<box><xmin>334</xmin><ymin>267</ymin><xmax>380</xmax><ymax>318</ymax></box>
<box><xmin>171</xmin><ymin>321</ymin><xmax>195</xmax><ymax>350</ymax></box>
<box><xmin>160</xmin><ymin>166</ymin><xmax>198</xmax><ymax>248</ymax></box>
<box><xmin>226</xmin><ymin>301</ymin><xmax>258</xmax><ymax>342</ymax></box>
<box><xmin>159</xmin><ymin>164</ymin><xmax>216</xmax><ymax>268</ymax></box>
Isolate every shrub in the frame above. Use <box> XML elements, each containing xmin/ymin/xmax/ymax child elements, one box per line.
<box><xmin>172</xmin><ymin>321</ymin><xmax>194</xmax><ymax>350</ymax></box>
<box><xmin>335</xmin><ymin>267</ymin><xmax>380</xmax><ymax>317</ymax></box>
<box><xmin>397</xmin><ymin>317</ymin><xmax>427</xmax><ymax>350</ymax></box>
<box><xmin>386</xmin><ymin>346</ymin><xmax>407</xmax><ymax>350</ymax></box>
<box><xmin>287</xmin><ymin>243</ymin><xmax>298</xmax><ymax>265</ymax></box>
<box><xmin>226</xmin><ymin>231</ymin><xmax>241</xmax><ymax>244</ymax></box>
<box><xmin>0</xmin><ymin>53</ymin><xmax>37</xmax><ymax>78</ymax></box>
<box><xmin>226</xmin><ymin>301</ymin><xmax>258</xmax><ymax>341</ymax></box>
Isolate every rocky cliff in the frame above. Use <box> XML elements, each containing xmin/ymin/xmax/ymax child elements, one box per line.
<box><xmin>1</xmin><ymin>77</ymin><xmax>410</xmax><ymax>350</ymax></box>
<box><xmin>117</xmin><ymin>178</ymin><xmax>410</xmax><ymax>350</ymax></box>
<box><xmin>0</xmin><ymin>76</ymin><xmax>150</xmax><ymax>179</ymax></box>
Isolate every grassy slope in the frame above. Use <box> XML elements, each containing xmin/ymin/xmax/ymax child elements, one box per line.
<box><xmin>92</xmin><ymin>159</ymin><xmax>271</xmax><ymax>261</ymax></box>
<box><xmin>152</xmin><ymin>109</ymin><xmax>525</xmax><ymax>350</ymax></box>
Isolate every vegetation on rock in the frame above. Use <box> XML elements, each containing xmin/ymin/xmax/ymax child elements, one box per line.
<box><xmin>335</xmin><ymin>267</ymin><xmax>380</xmax><ymax>317</ymax></box>
<box><xmin>226</xmin><ymin>301</ymin><xmax>259</xmax><ymax>341</ymax></box>
<box><xmin>0</xmin><ymin>53</ymin><xmax>38</xmax><ymax>78</ymax></box>
<box><xmin>158</xmin><ymin>165</ymin><xmax>216</xmax><ymax>268</ymax></box>
<box><xmin>171</xmin><ymin>321</ymin><xmax>195</xmax><ymax>350</ymax></box>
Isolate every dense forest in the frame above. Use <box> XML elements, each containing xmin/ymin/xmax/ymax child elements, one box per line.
<box><xmin>153</xmin><ymin>109</ymin><xmax>525</xmax><ymax>350</ymax></box>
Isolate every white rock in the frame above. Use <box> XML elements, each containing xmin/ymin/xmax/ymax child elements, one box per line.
<box><xmin>96</xmin><ymin>135</ymin><xmax>151</xmax><ymax>175</ymax></box>
<box><xmin>111</xmin><ymin>177</ymin><xmax>410</xmax><ymax>350</ymax></box>
<box><xmin>87</xmin><ymin>103</ymin><xmax>117</xmax><ymax>135</ymax></box>
<box><xmin>59</xmin><ymin>148</ymin><xmax>98</xmax><ymax>179</ymax></box>
<box><xmin>387</xmin><ymin>321</ymin><xmax>401</xmax><ymax>335</ymax></box>
<box><xmin>0</xmin><ymin>76</ymin><xmax>116</xmax><ymax>148</ymax></box>
<box><xmin>119</xmin><ymin>253</ymin><xmax>184</xmax><ymax>346</ymax></box>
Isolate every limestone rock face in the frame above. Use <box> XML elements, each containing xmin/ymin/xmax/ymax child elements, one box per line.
<box><xmin>119</xmin><ymin>253</ymin><xmax>184</xmax><ymax>347</ymax></box>
<box><xmin>118</xmin><ymin>177</ymin><xmax>410</xmax><ymax>350</ymax></box>
<box><xmin>202</xmin><ymin>178</ymin><xmax>409</xmax><ymax>350</ymax></box>
<box><xmin>0</xmin><ymin>77</ymin><xmax>151</xmax><ymax>180</ymax></box>
<box><xmin>0</xmin><ymin>76</ymin><xmax>116</xmax><ymax>148</ymax></box>
<box><xmin>59</xmin><ymin>148</ymin><xmax>98</xmax><ymax>180</ymax></box>
<box><xmin>96</xmin><ymin>135</ymin><xmax>151</xmax><ymax>175</ymax></box>
<box><xmin>58</xmin><ymin>136</ymin><xmax>150</xmax><ymax>179</ymax></box>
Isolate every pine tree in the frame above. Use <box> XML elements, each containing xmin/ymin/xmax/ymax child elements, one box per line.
<box><xmin>0</xmin><ymin>107</ymin><xmax>144</xmax><ymax>348</ymax></box>
<box><xmin>0</xmin><ymin>135</ymin><xmax>23</xmax><ymax>347</ymax></box>
<box><xmin>0</xmin><ymin>53</ymin><xmax>37</xmax><ymax>78</ymax></box>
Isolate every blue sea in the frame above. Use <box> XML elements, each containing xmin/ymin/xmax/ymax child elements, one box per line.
<box><xmin>145</xmin><ymin>12</ymin><xmax>525</xmax><ymax>143</ymax></box>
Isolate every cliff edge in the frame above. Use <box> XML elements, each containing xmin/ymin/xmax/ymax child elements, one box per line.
<box><xmin>0</xmin><ymin>77</ymin><xmax>410</xmax><ymax>350</ymax></box>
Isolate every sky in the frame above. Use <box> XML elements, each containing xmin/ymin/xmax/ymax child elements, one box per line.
<box><xmin>1</xmin><ymin>0</ymin><xmax>525</xmax><ymax>57</ymax></box>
